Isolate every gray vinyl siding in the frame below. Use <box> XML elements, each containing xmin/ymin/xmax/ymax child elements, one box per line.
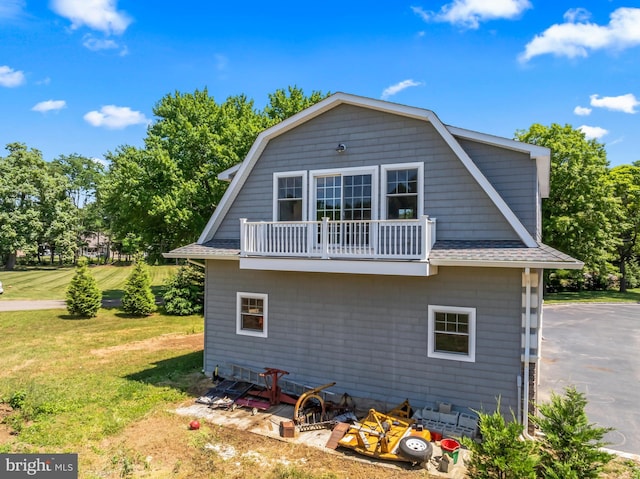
<box><xmin>204</xmin><ymin>259</ymin><xmax>522</xmax><ymax>416</ymax></box>
<box><xmin>457</xmin><ymin>138</ymin><xmax>538</xmax><ymax>237</ymax></box>
<box><xmin>215</xmin><ymin>104</ymin><xmax>518</xmax><ymax>241</ymax></box>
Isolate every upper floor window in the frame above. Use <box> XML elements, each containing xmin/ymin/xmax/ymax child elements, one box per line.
<box><xmin>382</xmin><ymin>163</ymin><xmax>423</xmax><ymax>219</ymax></box>
<box><xmin>273</xmin><ymin>172</ymin><xmax>306</xmax><ymax>221</ymax></box>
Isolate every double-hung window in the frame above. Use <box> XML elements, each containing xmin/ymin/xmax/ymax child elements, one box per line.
<box><xmin>237</xmin><ymin>292</ymin><xmax>268</xmax><ymax>338</ymax></box>
<box><xmin>382</xmin><ymin>163</ymin><xmax>423</xmax><ymax>219</ymax></box>
<box><xmin>428</xmin><ymin>305</ymin><xmax>476</xmax><ymax>362</ymax></box>
<box><xmin>273</xmin><ymin>172</ymin><xmax>306</xmax><ymax>221</ymax></box>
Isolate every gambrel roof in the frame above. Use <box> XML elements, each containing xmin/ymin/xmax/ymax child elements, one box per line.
<box><xmin>198</xmin><ymin>92</ymin><xmax>551</xmax><ymax>248</ymax></box>
<box><xmin>165</xmin><ymin>93</ymin><xmax>582</xmax><ymax>271</ymax></box>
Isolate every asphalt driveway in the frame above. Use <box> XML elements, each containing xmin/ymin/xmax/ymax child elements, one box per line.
<box><xmin>539</xmin><ymin>303</ymin><xmax>640</xmax><ymax>455</ymax></box>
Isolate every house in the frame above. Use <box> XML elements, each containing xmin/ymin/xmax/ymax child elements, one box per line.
<box><xmin>165</xmin><ymin>92</ymin><xmax>582</xmax><ymax>429</ymax></box>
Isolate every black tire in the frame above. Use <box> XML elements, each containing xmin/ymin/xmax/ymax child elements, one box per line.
<box><xmin>398</xmin><ymin>436</ymin><xmax>433</xmax><ymax>463</ymax></box>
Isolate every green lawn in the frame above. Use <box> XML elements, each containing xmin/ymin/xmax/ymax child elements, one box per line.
<box><xmin>544</xmin><ymin>288</ymin><xmax>640</xmax><ymax>304</ymax></box>
<box><xmin>0</xmin><ymin>265</ymin><xmax>179</xmax><ymax>300</ymax></box>
<box><xmin>0</xmin><ymin>308</ymin><xmax>204</xmax><ymax>452</ymax></box>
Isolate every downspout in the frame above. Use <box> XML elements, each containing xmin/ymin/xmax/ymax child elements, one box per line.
<box><xmin>522</xmin><ymin>267</ymin><xmax>534</xmax><ymax>439</ymax></box>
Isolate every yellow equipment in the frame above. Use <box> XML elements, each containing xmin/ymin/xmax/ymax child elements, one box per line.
<box><xmin>337</xmin><ymin>403</ymin><xmax>433</xmax><ymax>464</ymax></box>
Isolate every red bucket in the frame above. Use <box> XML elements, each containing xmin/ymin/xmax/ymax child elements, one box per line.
<box><xmin>441</xmin><ymin>438</ymin><xmax>460</xmax><ymax>464</ymax></box>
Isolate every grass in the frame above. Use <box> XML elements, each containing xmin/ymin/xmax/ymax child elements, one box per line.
<box><xmin>0</xmin><ymin>309</ymin><xmax>205</xmax><ymax>450</ymax></box>
<box><xmin>544</xmin><ymin>287</ymin><xmax>640</xmax><ymax>304</ymax></box>
<box><xmin>0</xmin><ymin>264</ymin><xmax>179</xmax><ymax>301</ymax></box>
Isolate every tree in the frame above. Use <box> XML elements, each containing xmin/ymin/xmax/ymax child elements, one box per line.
<box><xmin>51</xmin><ymin>153</ymin><xmax>104</xmax><ymax>209</ymax></box>
<box><xmin>121</xmin><ymin>256</ymin><xmax>156</xmax><ymax>316</ymax></box>
<box><xmin>263</xmin><ymin>85</ymin><xmax>330</xmax><ymax>124</ymax></box>
<box><xmin>102</xmin><ymin>90</ymin><xmax>265</xmax><ymax>259</ymax></box>
<box><xmin>462</xmin><ymin>401</ymin><xmax>539</xmax><ymax>479</ymax></box>
<box><xmin>0</xmin><ymin>143</ymin><xmax>48</xmax><ymax>269</ymax></box>
<box><xmin>38</xmin><ymin>164</ymin><xmax>78</xmax><ymax>264</ymax></box>
<box><xmin>51</xmin><ymin>154</ymin><xmax>107</xmax><ymax>263</ymax></box>
<box><xmin>66</xmin><ymin>257</ymin><xmax>102</xmax><ymax>317</ymax></box>
<box><xmin>607</xmin><ymin>164</ymin><xmax>640</xmax><ymax>291</ymax></box>
<box><xmin>531</xmin><ymin>386</ymin><xmax>613</xmax><ymax>479</ymax></box>
<box><xmin>162</xmin><ymin>264</ymin><xmax>205</xmax><ymax>315</ymax></box>
<box><xmin>102</xmin><ymin>87</ymin><xmax>329</xmax><ymax>259</ymax></box>
<box><xmin>515</xmin><ymin>124</ymin><xmax>616</xmax><ymax>275</ymax></box>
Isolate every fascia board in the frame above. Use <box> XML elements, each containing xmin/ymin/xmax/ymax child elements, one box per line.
<box><xmin>218</xmin><ymin>163</ymin><xmax>241</xmax><ymax>181</ymax></box>
<box><xmin>430</xmin><ymin>259</ymin><xmax>584</xmax><ymax>270</ymax></box>
<box><xmin>163</xmin><ymin>251</ymin><xmax>239</xmax><ymax>260</ymax></box>
<box><xmin>199</xmin><ymin>92</ymin><xmax>539</xmax><ymax>246</ymax></box>
<box><xmin>447</xmin><ymin>125</ymin><xmax>551</xmax><ymax>198</ymax></box>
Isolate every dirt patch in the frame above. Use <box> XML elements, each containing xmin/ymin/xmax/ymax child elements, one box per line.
<box><xmin>90</xmin><ymin>334</ymin><xmax>203</xmax><ymax>357</ymax></box>
<box><xmin>0</xmin><ymin>404</ymin><xmax>16</xmax><ymax>444</ymax></box>
<box><xmin>79</xmin><ymin>403</ymin><xmax>434</xmax><ymax>479</ymax></box>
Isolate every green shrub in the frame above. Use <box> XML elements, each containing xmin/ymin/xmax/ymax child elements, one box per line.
<box><xmin>462</xmin><ymin>400</ymin><xmax>538</xmax><ymax>479</ymax></box>
<box><xmin>162</xmin><ymin>264</ymin><xmax>204</xmax><ymax>316</ymax></box>
<box><xmin>531</xmin><ymin>386</ymin><xmax>613</xmax><ymax>479</ymax></box>
<box><xmin>65</xmin><ymin>257</ymin><xmax>102</xmax><ymax>317</ymax></box>
<box><xmin>121</xmin><ymin>256</ymin><xmax>156</xmax><ymax>317</ymax></box>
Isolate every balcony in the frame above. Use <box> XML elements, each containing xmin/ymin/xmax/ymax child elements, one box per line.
<box><xmin>240</xmin><ymin>216</ymin><xmax>436</xmax><ymax>261</ymax></box>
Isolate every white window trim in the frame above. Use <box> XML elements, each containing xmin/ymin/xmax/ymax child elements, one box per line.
<box><xmin>236</xmin><ymin>292</ymin><xmax>268</xmax><ymax>338</ymax></box>
<box><xmin>428</xmin><ymin>305</ymin><xmax>476</xmax><ymax>362</ymax></box>
<box><xmin>272</xmin><ymin>171</ymin><xmax>308</xmax><ymax>221</ymax></box>
<box><xmin>381</xmin><ymin>162</ymin><xmax>424</xmax><ymax>220</ymax></box>
<box><xmin>308</xmin><ymin>166</ymin><xmax>379</xmax><ymax>221</ymax></box>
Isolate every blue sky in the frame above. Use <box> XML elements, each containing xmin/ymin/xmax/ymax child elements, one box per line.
<box><xmin>1</xmin><ymin>0</ymin><xmax>639</xmax><ymax>167</ymax></box>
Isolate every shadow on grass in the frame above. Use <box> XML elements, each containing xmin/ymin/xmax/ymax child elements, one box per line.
<box><xmin>102</xmin><ymin>286</ymin><xmax>166</xmax><ymax>301</ymax></box>
<box><xmin>125</xmin><ymin>350</ymin><xmax>206</xmax><ymax>396</ymax></box>
<box><xmin>59</xmin><ymin>314</ymin><xmax>94</xmax><ymax>320</ymax></box>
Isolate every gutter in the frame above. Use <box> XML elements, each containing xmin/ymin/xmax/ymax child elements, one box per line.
<box><xmin>522</xmin><ymin>267</ymin><xmax>534</xmax><ymax>440</ymax></box>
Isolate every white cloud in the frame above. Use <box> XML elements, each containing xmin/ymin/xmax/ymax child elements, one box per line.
<box><xmin>412</xmin><ymin>0</ymin><xmax>532</xmax><ymax>29</ymax></box>
<box><xmin>51</xmin><ymin>0</ymin><xmax>132</xmax><ymax>35</ymax></box>
<box><xmin>578</xmin><ymin>125</ymin><xmax>608</xmax><ymax>140</ymax></box>
<box><xmin>573</xmin><ymin>106</ymin><xmax>592</xmax><ymax>116</ymax></box>
<box><xmin>381</xmin><ymin>79</ymin><xmax>423</xmax><ymax>100</ymax></box>
<box><xmin>82</xmin><ymin>35</ymin><xmax>128</xmax><ymax>55</ymax></box>
<box><xmin>563</xmin><ymin>8</ymin><xmax>591</xmax><ymax>24</ymax></box>
<box><xmin>0</xmin><ymin>65</ymin><xmax>25</xmax><ymax>87</ymax></box>
<box><xmin>32</xmin><ymin>100</ymin><xmax>67</xmax><ymax>112</ymax></box>
<box><xmin>590</xmin><ymin>93</ymin><xmax>639</xmax><ymax>114</ymax></box>
<box><xmin>0</xmin><ymin>0</ymin><xmax>25</xmax><ymax>19</ymax></box>
<box><xmin>520</xmin><ymin>7</ymin><xmax>640</xmax><ymax>62</ymax></box>
<box><xmin>83</xmin><ymin>105</ymin><xmax>148</xmax><ymax>129</ymax></box>
<box><xmin>83</xmin><ymin>35</ymin><xmax>119</xmax><ymax>51</ymax></box>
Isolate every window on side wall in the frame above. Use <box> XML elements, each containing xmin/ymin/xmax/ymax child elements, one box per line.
<box><xmin>382</xmin><ymin>163</ymin><xmax>423</xmax><ymax>219</ymax></box>
<box><xmin>428</xmin><ymin>305</ymin><xmax>476</xmax><ymax>362</ymax></box>
<box><xmin>273</xmin><ymin>172</ymin><xmax>306</xmax><ymax>221</ymax></box>
<box><xmin>237</xmin><ymin>292</ymin><xmax>268</xmax><ymax>338</ymax></box>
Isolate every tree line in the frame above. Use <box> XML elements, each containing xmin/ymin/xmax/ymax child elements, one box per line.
<box><xmin>1</xmin><ymin>86</ymin><xmax>639</xmax><ymax>291</ymax></box>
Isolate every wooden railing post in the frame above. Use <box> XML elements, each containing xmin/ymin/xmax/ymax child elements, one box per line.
<box><xmin>239</xmin><ymin>218</ymin><xmax>247</xmax><ymax>257</ymax></box>
<box><xmin>421</xmin><ymin>215</ymin><xmax>430</xmax><ymax>261</ymax></box>
<box><xmin>321</xmin><ymin>217</ymin><xmax>330</xmax><ymax>259</ymax></box>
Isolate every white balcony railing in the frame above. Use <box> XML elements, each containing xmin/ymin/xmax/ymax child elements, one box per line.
<box><xmin>240</xmin><ymin>216</ymin><xmax>436</xmax><ymax>261</ymax></box>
